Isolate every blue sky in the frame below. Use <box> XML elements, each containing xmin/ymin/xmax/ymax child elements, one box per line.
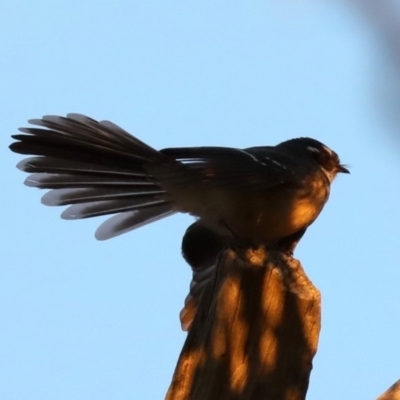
<box><xmin>2</xmin><ymin>1</ymin><xmax>400</xmax><ymax>399</ymax></box>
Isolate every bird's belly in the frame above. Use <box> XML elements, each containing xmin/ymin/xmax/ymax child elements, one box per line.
<box><xmin>246</xmin><ymin>188</ymin><xmax>328</xmax><ymax>243</ymax></box>
<box><xmin>176</xmin><ymin>180</ymin><xmax>329</xmax><ymax>245</ymax></box>
<box><xmin>249</xmin><ymin>197</ymin><xmax>323</xmax><ymax>241</ymax></box>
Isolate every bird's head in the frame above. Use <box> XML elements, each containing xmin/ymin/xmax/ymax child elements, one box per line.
<box><xmin>278</xmin><ymin>137</ymin><xmax>349</xmax><ymax>182</ymax></box>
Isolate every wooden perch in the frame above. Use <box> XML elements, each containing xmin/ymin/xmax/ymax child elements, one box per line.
<box><xmin>166</xmin><ymin>248</ymin><xmax>321</xmax><ymax>400</ymax></box>
<box><xmin>377</xmin><ymin>379</ymin><xmax>400</xmax><ymax>400</ymax></box>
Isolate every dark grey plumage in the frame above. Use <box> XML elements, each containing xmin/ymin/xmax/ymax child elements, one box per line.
<box><xmin>10</xmin><ymin>113</ymin><xmax>348</xmax><ymax>330</ymax></box>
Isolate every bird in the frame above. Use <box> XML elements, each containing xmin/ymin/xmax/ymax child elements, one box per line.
<box><xmin>10</xmin><ymin>113</ymin><xmax>349</xmax><ymax>331</ymax></box>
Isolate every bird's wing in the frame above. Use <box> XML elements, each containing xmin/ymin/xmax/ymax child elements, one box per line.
<box><xmin>158</xmin><ymin>146</ymin><xmax>297</xmax><ymax>191</ymax></box>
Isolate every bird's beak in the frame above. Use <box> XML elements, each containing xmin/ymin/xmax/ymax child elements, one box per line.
<box><xmin>337</xmin><ymin>164</ymin><xmax>350</xmax><ymax>174</ymax></box>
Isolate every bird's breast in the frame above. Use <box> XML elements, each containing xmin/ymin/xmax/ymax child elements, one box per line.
<box><xmin>244</xmin><ymin>179</ymin><xmax>330</xmax><ymax>243</ymax></box>
<box><xmin>173</xmin><ymin>175</ymin><xmax>330</xmax><ymax>245</ymax></box>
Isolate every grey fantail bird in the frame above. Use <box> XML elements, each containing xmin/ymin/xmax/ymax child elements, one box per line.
<box><xmin>10</xmin><ymin>114</ymin><xmax>349</xmax><ymax>330</ymax></box>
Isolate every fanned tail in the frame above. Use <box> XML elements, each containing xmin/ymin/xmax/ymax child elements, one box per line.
<box><xmin>10</xmin><ymin>114</ymin><xmax>176</xmax><ymax>240</ymax></box>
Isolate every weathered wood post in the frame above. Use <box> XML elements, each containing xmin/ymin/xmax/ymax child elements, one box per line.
<box><xmin>166</xmin><ymin>247</ymin><xmax>321</xmax><ymax>400</ymax></box>
<box><xmin>377</xmin><ymin>380</ymin><xmax>400</xmax><ymax>400</ymax></box>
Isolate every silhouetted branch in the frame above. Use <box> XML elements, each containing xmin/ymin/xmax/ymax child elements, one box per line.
<box><xmin>166</xmin><ymin>248</ymin><xmax>321</xmax><ymax>400</ymax></box>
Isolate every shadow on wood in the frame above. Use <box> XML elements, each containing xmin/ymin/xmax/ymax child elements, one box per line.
<box><xmin>166</xmin><ymin>248</ymin><xmax>321</xmax><ymax>400</ymax></box>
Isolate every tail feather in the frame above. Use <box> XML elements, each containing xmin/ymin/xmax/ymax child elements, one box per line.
<box><xmin>17</xmin><ymin>157</ymin><xmax>147</xmax><ymax>176</ymax></box>
<box><xmin>95</xmin><ymin>204</ymin><xmax>176</xmax><ymax>240</ymax></box>
<box><xmin>65</xmin><ymin>113</ymin><xmax>154</xmax><ymax>149</ymax></box>
<box><xmin>41</xmin><ymin>188</ymin><xmax>166</xmax><ymax>206</ymax></box>
<box><xmin>61</xmin><ymin>198</ymin><xmax>168</xmax><ymax>220</ymax></box>
<box><xmin>10</xmin><ymin>114</ymin><xmax>176</xmax><ymax>239</ymax></box>
<box><xmin>30</xmin><ymin>114</ymin><xmax>150</xmax><ymax>150</ymax></box>
<box><xmin>24</xmin><ymin>173</ymin><xmax>156</xmax><ymax>188</ymax></box>
<box><xmin>13</xmin><ymin>128</ymin><xmax>147</xmax><ymax>162</ymax></box>
<box><xmin>11</xmin><ymin>114</ymin><xmax>160</xmax><ymax>166</ymax></box>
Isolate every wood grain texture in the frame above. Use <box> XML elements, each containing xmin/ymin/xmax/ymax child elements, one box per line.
<box><xmin>166</xmin><ymin>248</ymin><xmax>321</xmax><ymax>400</ymax></box>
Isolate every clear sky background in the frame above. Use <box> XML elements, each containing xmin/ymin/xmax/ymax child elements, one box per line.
<box><xmin>2</xmin><ymin>1</ymin><xmax>400</xmax><ymax>399</ymax></box>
